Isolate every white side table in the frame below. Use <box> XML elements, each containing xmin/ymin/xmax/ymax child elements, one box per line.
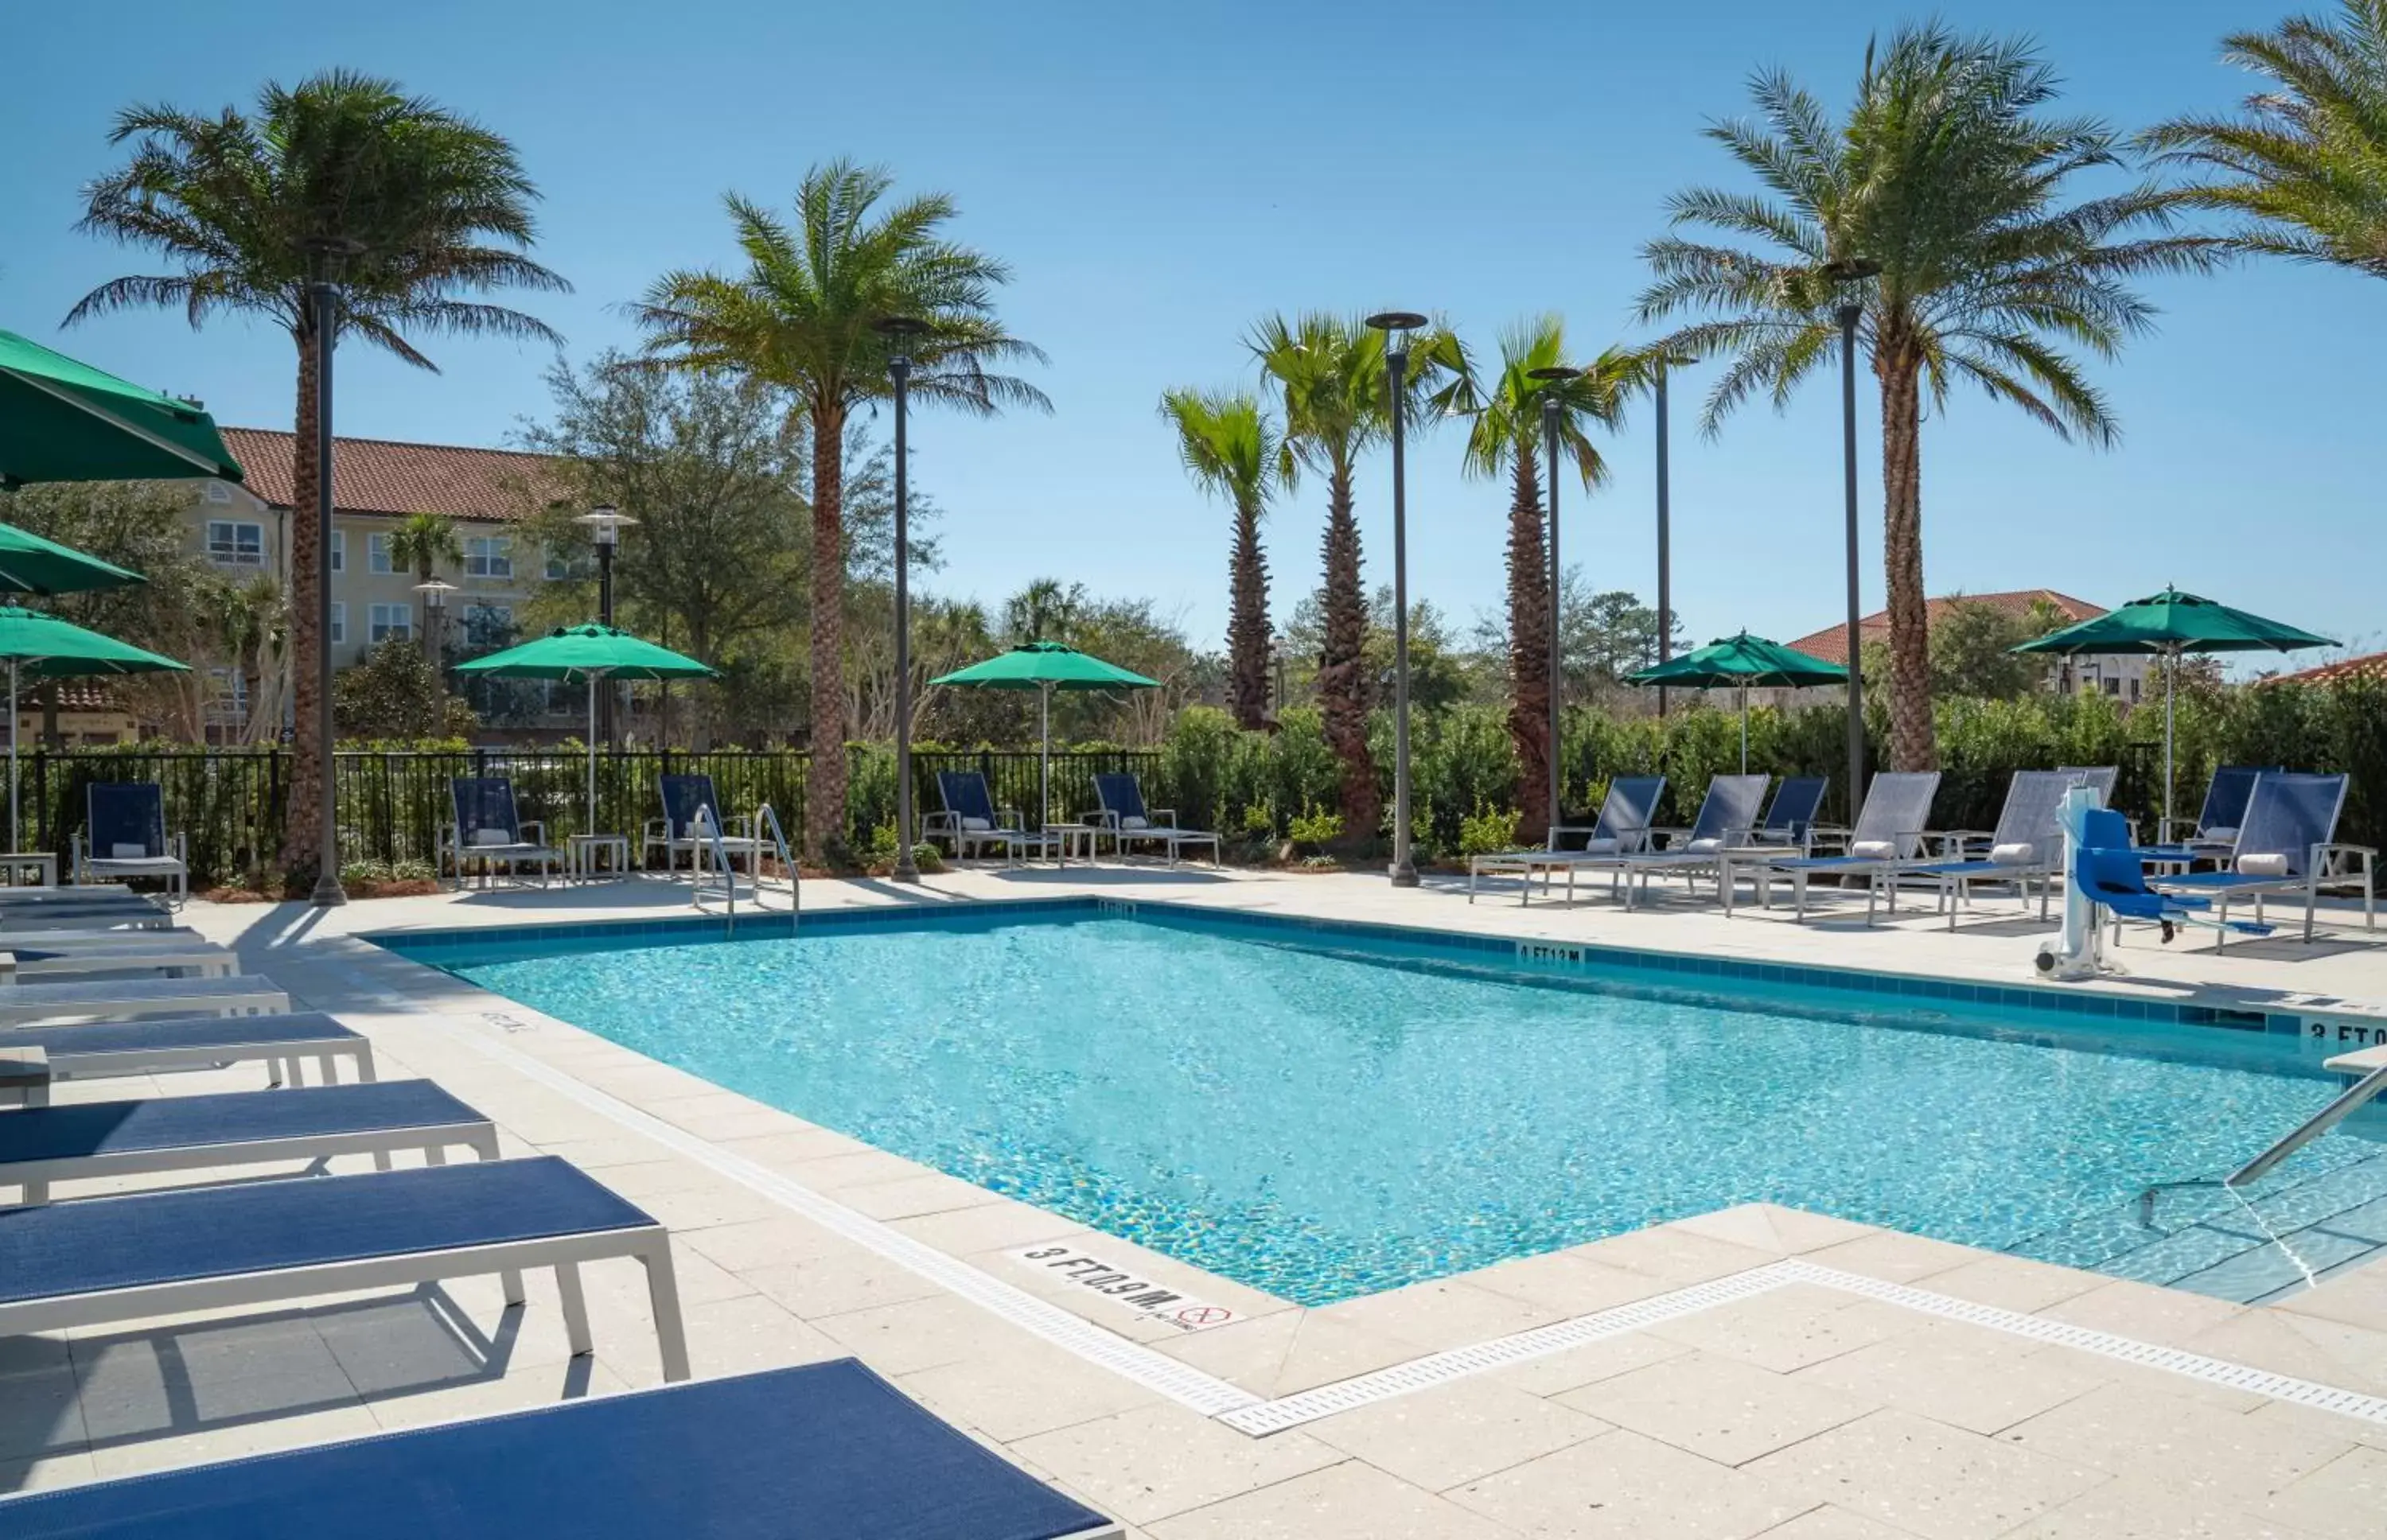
<box><xmin>1047</xmin><ymin>823</ymin><xmax>1099</xmax><ymax>866</ymax></box>
<box><xmin>1</xmin><ymin>853</ymin><xmax>57</xmax><ymax>888</ymax></box>
<box><xmin>568</xmin><ymin>834</ymin><xmax>632</xmax><ymax>882</ymax></box>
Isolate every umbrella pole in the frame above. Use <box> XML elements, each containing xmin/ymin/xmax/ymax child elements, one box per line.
<box><xmin>1039</xmin><ymin>683</ymin><xmax>1051</xmax><ymax>832</ymax></box>
<box><xmin>586</xmin><ymin>675</ymin><xmax>598</xmax><ymax>834</ymax></box>
<box><xmin>6</xmin><ymin>656</ymin><xmax>16</xmax><ymax>854</ymax></box>
<box><xmin>2163</xmin><ymin>646</ymin><xmax>2176</xmax><ymax>834</ymax></box>
<box><xmin>1739</xmin><ymin>683</ymin><xmax>1749</xmax><ymax>775</ymax></box>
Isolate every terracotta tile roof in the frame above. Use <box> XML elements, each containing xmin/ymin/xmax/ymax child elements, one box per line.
<box><xmin>2268</xmin><ymin>650</ymin><xmax>2387</xmax><ymax>687</ymax></box>
<box><xmin>9</xmin><ymin>680</ymin><xmax>123</xmax><ymax>714</ymax></box>
<box><xmin>216</xmin><ymin>428</ymin><xmax>561</xmax><ymax>523</ymax></box>
<box><xmin>1783</xmin><ymin>589</ymin><xmax>2107</xmax><ymax>666</ymax></box>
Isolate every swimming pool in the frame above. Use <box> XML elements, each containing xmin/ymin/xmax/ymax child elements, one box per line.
<box><xmin>389</xmin><ymin>904</ymin><xmax>2385</xmax><ymax>1305</ymax></box>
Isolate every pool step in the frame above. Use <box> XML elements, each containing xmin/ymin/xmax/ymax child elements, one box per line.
<box><xmin>2006</xmin><ymin>1141</ymin><xmax>2387</xmax><ymax>1304</ymax></box>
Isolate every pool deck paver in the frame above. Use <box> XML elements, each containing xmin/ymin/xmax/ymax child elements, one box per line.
<box><xmin>2</xmin><ymin>865</ymin><xmax>2385</xmax><ymax>1535</ymax></box>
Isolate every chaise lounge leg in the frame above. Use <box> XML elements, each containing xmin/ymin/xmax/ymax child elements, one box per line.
<box><xmin>556</xmin><ymin>1262</ymin><xmax>594</xmax><ymax>1357</ymax></box>
<box><xmin>501</xmin><ymin>1268</ymin><xmax>527</xmax><ymax>1308</ymax></box>
<box><xmin>641</xmin><ymin>1240</ymin><xmax>692</xmax><ymax>1382</ymax></box>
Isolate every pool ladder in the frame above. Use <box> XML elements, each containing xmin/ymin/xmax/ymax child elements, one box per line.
<box><xmin>687</xmin><ymin>804</ymin><xmax>800</xmax><ymax>935</ymax></box>
<box><xmin>2140</xmin><ymin>1060</ymin><xmax>2387</xmax><ymax>1225</ymax></box>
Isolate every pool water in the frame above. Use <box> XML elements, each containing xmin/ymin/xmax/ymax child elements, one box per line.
<box><xmin>428</xmin><ymin>913</ymin><xmax>2373</xmax><ymax>1305</ymax></box>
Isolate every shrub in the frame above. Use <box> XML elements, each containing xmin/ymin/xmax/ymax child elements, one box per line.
<box><xmin>1286</xmin><ymin>803</ymin><xmax>1342</xmax><ymax>853</ymax></box>
<box><xmin>1458</xmin><ymin>800</ymin><xmax>1524</xmax><ymax>857</ymax></box>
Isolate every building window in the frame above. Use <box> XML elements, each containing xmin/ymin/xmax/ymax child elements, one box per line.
<box><xmin>329</xmin><ymin>602</ymin><xmax>345</xmax><ymax>645</ymax></box>
<box><xmin>203</xmin><ymin>480</ymin><xmax>235</xmax><ymax>504</ymax></box>
<box><xmin>329</xmin><ymin>530</ymin><xmax>345</xmax><ymax>573</ymax></box>
<box><xmin>464</xmin><ymin>535</ymin><xmax>512</xmax><ymax>580</ymax></box>
<box><xmin>206</xmin><ymin>520</ymin><xmax>264</xmax><ymax>567</ymax></box>
<box><xmin>368</xmin><ymin>532</ymin><xmax>394</xmax><ymax>574</ymax></box>
<box><xmin>369</xmin><ymin>602</ymin><xmax>412</xmax><ymax>644</ymax></box>
<box><xmin>2129</xmin><ymin>677</ymin><xmax>2141</xmax><ymax>702</ymax></box>
<box><xmin>462</xmin><ymin>603</ymin><xmax>514</xmax><ymax>649</ymax></box>
<box><xmin>543</xmin><ymin>547</ymin><xmax>591</xmax><ymax>581</ymax></box>
<box><xmin>2103</xmin><ymin>676</ymin><xmax>2122</xmax><ymax>696</ymax></box>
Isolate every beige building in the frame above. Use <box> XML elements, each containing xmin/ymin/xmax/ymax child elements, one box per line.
<box><xmin>1769</xmin><ymin>588</ymin><xmax>2155</xmax><ymax>706</ymax></box>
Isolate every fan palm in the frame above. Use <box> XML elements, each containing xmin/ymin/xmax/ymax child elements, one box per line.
<box><xmin>1637</xmin><ymin>25</ymin><xmax>2211</xmax><ymax>770</ymax></box>
<box><xmin>1449</xmin><ymin>319</ymin><xmax>1644</xmax><ymax>836</ymax></box>
<box><xmin>385</xmin><ymin>511</ymin><xmax>464</xmax><ymax>671</ymax></box>
<box><xmin>636</xmin><ymin>160</ymin><xmax>1047</xmax><ymax>858</ymax></box>
<box><xmin>1158</xmin><ymin>388</ymin><xmax>1284</xmax><ymax>729</ymax></box>
<box><xmin>1249</xmin><ymin>313</ymin><xmax>1463</xmax><ymax>836</ymax></box>
<box><xmin>71</xmin><ymin>69</ymin><xmax>566</xmax><ymax>877</ymax></box>
<box><xmin>2143</xmin><ymin>0</ymin><xmax>2387</xmax><ymax>279</ymax></box>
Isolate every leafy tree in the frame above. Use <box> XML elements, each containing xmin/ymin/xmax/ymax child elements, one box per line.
<box><xmin>1158</xmin><ymin>387</ymin><xmax>1284</xmax><ymax>729</ymax></box>
<box><xmin>334</xmin><ymin>639</ymin><xmax>475</xmax><ymax>740</ymax></box>
<box><xmin>2145</xmin><ymin>0</ymin><xmax>2387</xmax><ymax>279</ymax></box>
<box><xmin>72</xmin><ymin>69</ymin><xmax>565</xmax><ymax>878</ymax></box>
<box><xmin>385</xmin><ymin>511</ymin><xmax>462</xmax><ymax>673</ymax></box>
<box><xmin>634</xmin><ymin>160</ymin><xmax>1046</xmax><ymax>857</ymax></box>
<box><xmin>1928</xmin><ymin>597</ymin><xmax>2067</xmax><ymax>700</ymax></box>
<box><xmin>1637</xmin><ymin>25</ymin><xmax>2211</xmax><ymax>772</ymax></box>
<box><xmin>1451</xmin><ymin>319</ymin><xmax>1643</xmax><ymax>836</ymax></box>
<box><xmin>1250</xmin><ymin>312</ymin><xmax>1464</xmax><ymax>838</ymax></box>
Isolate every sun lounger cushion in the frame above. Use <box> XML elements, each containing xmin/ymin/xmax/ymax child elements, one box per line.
<box><xmin>0</xmin><ymin>1157</ymin><xmax>647</xmax><ymax>1309</ymax></box>
<box><xmin>0</xmin><ymin>1359</ymin><xmax>1115</xmax><ymax>1540</ymax></box>
<box><xmin>2237</xmin><ymin>853</ymin><xmax>2291</xmax><ymax>877</ymax></box>
<box><xmin>1120</xmin><ymin>815</ymin><xmax>1149</xmax><ymax>829</ymax></box>
<box><xmin>1686</xmin><ymin>838</ymin><xmax>1722</xmax><ymax>854</ymax></box>
<box><xmin>0</xmin><ymin>1082</ymin><xmax>481</xmax><ymax>1169</ymax></box>
<box><xmin>1851</xmin><ymin>839</ymin><xmax>1897</xmax><ymax>859</ymax></box>
<box><xmin>1990</xmin><ymin>842</ymin><xmax>2036</xmax><ymax>865</ymax></box>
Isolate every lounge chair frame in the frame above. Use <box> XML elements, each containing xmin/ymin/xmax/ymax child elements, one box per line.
<box><xmin>2149</xmin><ymin>772</ymin><xmax>2377</xmax><ymax>947</ymax></box>
<box><xmin>1863</xmin><ymin>768</ymin><xmax>2117</xmax><ymax>930</ymax></box>
<box><xmin>70</xmin><ymin>784</ymin><xmax>189</xmax><ymax>907</ymax></box>
<box><xmin>1721</xmin><ymin>772</ymin><xmax>1943</xmax><ymax>920</ymax></box>
<box><xmin>7</xmin><ymin>1011</ymin><xmax>376</xmax><ymax>1087</ymax></box>
<box><xmin>1092</xmin><ymin>772</ymin><xmax>1220</xmax><ymax>865</ymax></box>
<box><xmin>645</xmin><ymin>774</ymin><xmax>766</xmax><ymax>876</ymax></box>
<box><xmin>0</xmin><ymin>974</ymin><xmax>289</xmax><ymax>1025</ymax></box>
<box><xmin>1469</xmin><ymin>776</ymin><xmax>1669</xmax><ymax>905</ymax></box>
<box><xmin>925</xmin><ymin>770</ymin><xmax>1043</xmax><ymax>864</ymax></box>
<box><xmin>447</xmin><ymin>777</ymin><xmax>567</xmax><ymax>889</ymax></box>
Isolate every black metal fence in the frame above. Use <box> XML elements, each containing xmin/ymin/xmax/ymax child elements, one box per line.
<box><xmin>11</xmin><ymin>745</ymin><xmax>1165</xmax><ymax>884</ymax></box>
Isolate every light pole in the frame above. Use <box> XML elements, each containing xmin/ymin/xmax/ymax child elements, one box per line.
<box><xmin>1365</xmin><ymin>310</ymin><xmax>1427</xmax><ymax>888</ymax></box>
<box><xmin>414</xmin><ymin>578</ymin><xmax>455</xmax><ymax>719</ymax></box>
<box><xmin>876</xmin><ymin>314</ymin><xmax>931</xmax><ymax>885</ymax></box>
<box><xmin>577</xmin><ymin>506</ymin><xmax>635</xmax><ymax>746</ymax></box>
<box><xmin>1824</xmin><ymin>256</ymin><xmax>1880</xmax><ymax>815</ymax></box>
<box><xmin>1653</xmin><ymin>352</ymin><xmax>1697</xmax><ymax>718</ymax></box>
<box><xmin>1527</xmin><ymin>364</ymin><xmax>1578</xmax><ymax>837</ymax></box>
<box><xmin>305</xmin><ymin>235</ymin><xmax>364</xmax><ymax>907</ymax></box>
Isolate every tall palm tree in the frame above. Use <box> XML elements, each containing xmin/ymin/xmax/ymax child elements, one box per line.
<box><xmin>636</xmin><ymin>160</ymin><xmax>1047</xmax><ymax>860</ymax></box>
<box><xmin>72</xmin><ymin>69</ymin><xmax>566</xmax><ymax>878</ymax></box>
<box><xmin>1451</xmin><ymin>321</ymin><xmax>1642</xmax><ymax>838</ymax></box>
<box><xmin>385</xmin><ymin>511</ymin><xmax>464</xmax><ymax>672</ymax></box>
<box><xmin>2144</xmin><ymin>0</ymin><xmax>2387</xmax><ymax>279</ymax></box>
<box><xmin>1637</xmin><ymin>26</ymin><xmax>2210</xmax><ymax>769</ymax></box>
<box><xmin>1158</xmin><ymin>388</ymin><xmax>1283</xmax><ymax>729</ymax></box>
<box><xmin>1249</xmin><ymin>313</ymin><xmax>1463</xmax><ymax>835</ymax></box>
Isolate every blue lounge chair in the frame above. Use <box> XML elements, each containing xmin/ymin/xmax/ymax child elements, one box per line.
<box><xmin>0</xmin><ymin>932</ymin><xmax>235</xmax><ymax>981</ymax></box>
<box><xmin>3</xmin><ymin>1011</ymin><xmax>375</xmax><ymax>1087</ymax></box>
<box><xmin>645</xmin><ymin>773</ymin><xmax>765</xmax><ymax>875</ymax></box>
<box><xmin>0</xmin><ymin>972</ymin><xmax>289</xmax><ymax>1026</ymax></box>
<box><xmin>1470</xmin><ymin>776</ymin><xmax>1667</xmax><ymax>905</ymax></box>
<box><xmin>70</xmin><ymin>783</ymin><xmax>187</xmax><ymax>906</ymax></box>
<box><xmin>1866</xmin><ymin>768</ymin><xmax>2117</xmax><ymax>929</ymax></box>
<box><xmin>2159</xmin><ymin>764</ymin><xmax>2281</xmax><ymax>852</ymax></box>
<box><xmin>1723</xmin><ymin>771</ymin><xmax>1942</xmax><ymax>920</ymax></box>
<box><xmin>0</xmin><ymin>1155</ymin><xmax>691</xmax><ymax>1382</ymax></box>
<box><xmin>0</xmin><ymin>1079</ymin><xmax>497</xmax><ymax>1205</ymax></box>
<box><xmin>2151</xmin><ymin>772</ymin><xmax>2377</xmax><ymax>947</ymax></box>
<box><xmin>0</xmin><ymin>891</ymin><xmax>172</xmax><ymax>931</ymax></box>
<box><xmin>0</xmin><ymin>1360</ymin><xmax>1122</xmax><ymax>1540</ymax></box>
<box><xmin>1583</xmin><ymin>773</ymin><xmax>1772</xmax><ymax>910</ymax></box>
<box><xmin>927</xmin><ymin>769</ymin><xmax>1040</xmax><ymax>862</ymax></box>
<box><xmin>1753</xmin><ymin>775</ymin><xmax>1829</xmax><ymax>850</ymax></box>
<box><xmin>1092</xmin><ymin>772</ymin><xmax>1220</xmax><ymax>865</ymax></box>
<box><xmin>449</xmin><ymin>777</ymin><xmax>565</xmax><ymax>887</ymax></box>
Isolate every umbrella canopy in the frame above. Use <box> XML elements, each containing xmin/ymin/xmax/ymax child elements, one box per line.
<box><xmin>2011</xmin><ymin>588</ymin><xmax>2334</xmax><ymax>828</ymax></box>
<box><xmin>930</xmin><ymin>642</ymin><xmax>1160</xmax><ymax>830</ymax></box>
<box><xmin>0</xmin><ymin>329</ymin><xmax>245</xmax><ymax>488</ymax></box>
<box><xmin>0</xmin><ymin>605</ymin><xmax>189</xmax><ymax>849</ymax></box>
<box><xmin>1628</xmin><ymin>632</ymin><xmax>1845</xmax><ymax>772</ymax></box>
<box><xmin>453</xmin><ymin>624</ymin><xmax>715</xmax><ymax>830</ymax></box>
<box><xmin>0</xmin><ymin>522</ymin><xmax>145</xmax><ymax>597</ymax></box>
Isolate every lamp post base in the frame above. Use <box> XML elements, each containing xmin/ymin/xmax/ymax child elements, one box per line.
<box><xmin>1388</xmin><ymin>858</ymin><xmax>1419</xmax><ymax>889</ymax></box>
<box><xmin>310</xmin><ymin>871</ymin><xmax>348</xmax><ymax>907</ymax></box>
<box><xmin>890</xmin><ymin>858</ymin><xmax>921</xmax><ymax>885</ymax></box>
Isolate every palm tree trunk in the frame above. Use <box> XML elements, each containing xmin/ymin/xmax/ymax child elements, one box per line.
<box><xmin>1226</xmin><ymin>495</ymin><xmax>1271</xmax><ymax>729</ymax></box>
<box><xmin>279</xmin><ymin>328</ymin><xmax>326</xmax><ymax>878</ymax></box>
<box><xmin>804</xmin><ymin>402</ymin><xmax>847</xmax><ymax>861</ymax></box>
<box><xmin>1316</xmin><ymin>462</ymin><xmax>1379</xmax><ymax>838</ymax></box>
<box><xmin>1879</xmin><ymin>358</ymin><xmax>1937</xmax><ymax>771</ymax></box>
<box><xmin>1507</xmin><ymin>449</ymin><xmax>1553</xmax><ymax>840</ymax></box>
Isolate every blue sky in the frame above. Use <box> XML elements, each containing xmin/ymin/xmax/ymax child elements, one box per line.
<box><xmin>4</xmin><ymin>0</ymin><xmax>2376</xmax><ymax>665</ymax></box>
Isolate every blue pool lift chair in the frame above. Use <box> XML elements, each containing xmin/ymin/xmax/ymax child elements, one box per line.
<box><xmin>71</xmin><ymin>783</ymin><xmax>187</xmax><ymax>906</ymax></box>
<box><xmin>0</xmin><ymin>1360</ymin><xmax>1123</xmax><ymax>1540</ymax></box>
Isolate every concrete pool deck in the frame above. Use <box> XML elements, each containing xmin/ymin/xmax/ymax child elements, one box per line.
<box><xmin>5</xmin><ymin>864</ymin><xmax>2386</xmax><ymax>1536</ymax></box>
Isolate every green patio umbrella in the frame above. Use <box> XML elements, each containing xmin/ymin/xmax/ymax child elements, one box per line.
<box><xmin>1627</xmin><ymin>632</ymin><xmax>1847</xmax><ymax>771</ymax></box>
<box><xmin>0</xmin><ymin>605</ymin><xmax>189</xmax><ymax>849</ymax></box>
<box><xmin>1</xmin><ymin>329</ymin><xmax>245</xmax><ymax>488</ymax></box>
<box><xmin>929</xmin><ymin>641</ymin><xmax>1160</xmax><ymax>828</ymax></box>
<box><xmin>2013</xmin><ymin>587</ymin><xmax>2334</xmax><ymax>827</ymax></box>
<box><xmin>0</xmin><ymin>523</ymin><xmax>145</xmax><ymax>597</ymax></box>
<box><xmin>453</xmin><ymin>624</ymin><xmax>717</xmax><ymax>830</ymax></box>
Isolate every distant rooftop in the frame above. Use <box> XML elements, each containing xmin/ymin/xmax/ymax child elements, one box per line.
<box><xmin>217</xmin><ymin>428</ymin><xmax>560</xmax><ymax>523</ymax></box>
<box><xmin>2268</xmin><ymin>650</ymin><xmax>2387</xmax><ymax>687</ymax></box>
<box><xmin>1783</xmin><ymin>589</ymin><xmax>2106</xmax><ymax>665</ymax></box>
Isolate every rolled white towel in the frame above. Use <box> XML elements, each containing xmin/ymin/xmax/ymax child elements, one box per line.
<box><xmin>1120</xmin><ymin>815</ymin><xmax>1149</xmax><ymax>830</ymax></box>
<box><xmin>1850</xmin><ymin>839</ymin><xmax>1898</xmax><ymax>860</ymax></box>
<box><xmin>1686</xmin><ymin>837</ymin><xmax>1722</xmax><ymax>854</ymax></box>
<box><xmin>2236</xmin><ymin>852</ymin><xmax>2291</xmax><ymax>877</ymax></box>
<box><xmin>960</xmin><ymin>816</ymin><xmax>991</xmax><ymax>832</ymax></box>
<box><xmin>471</xmin><ymin>828</ymin><xmax>510</xmax><ymax>848</ymax></box>
<box><xmin>1583</xmin><ymin>838</ymin><xmax>1620</xmax><ymax>854</ymax></box>
<box><xmin>1989</xmin><ymin>842</ymin><xmax>2037</xmax><ymax>866</ymax></box>
<box><xmin>111</xmin><ymin>842</ymin><xmax>150</xmax><ymax>858</ymax></box>
<box><xmin>2204</xmin><ymin>825</ymin><xmax>2238</xmax><ymax>842</ymax></box>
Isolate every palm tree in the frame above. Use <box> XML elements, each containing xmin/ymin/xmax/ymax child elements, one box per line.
<box><xmin>72</xmin><ymin>70</ymin><xmax>566</xmax><ymax>878</ymax></box>
<box><xmin>1451</xmin><ymin>321</ymin><xmax>1642</xmax><ymax>838</ymax></box>
<box><xmin>1637</xmin><ymin>25</ymin><xmax>2210</xmax><ymax>770</ymax></box>
<box><xmin>1158</xmin><ymin>388</ymin><xmax>1283</xmax><ymax>729</ymax></box>
<box><xmin>2144</xmin><ymin>0</ymin><xmax>2387</xmax><ymax>279</ymax></box>
<box><xmin>385</xmin><ymin>511</ymin><xmax>464</xmax><ymax>672</ymax></box>
<box><xmin>636</xmin><ymin>160</ymin><xmax>1047</xmax><ymax>860</ymax></box>
<box><xmin>1249</xmin><ymin>313</ymin><xmax>1463</xmax><ymax>835</ymax></box>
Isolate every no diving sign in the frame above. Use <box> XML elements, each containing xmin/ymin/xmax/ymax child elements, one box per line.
<box><xmin>1007</xmin><ymin>1245</ymin><xmax>1240</xmax><ymax>1333</ymax></box>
